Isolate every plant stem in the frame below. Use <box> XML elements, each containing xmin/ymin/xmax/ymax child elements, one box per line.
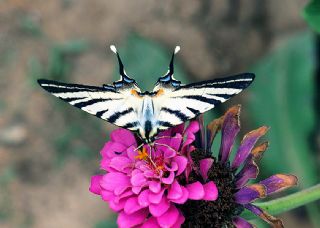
<box><xmin>241</xmin><ymin>184</ymin><xmax>320</xmax><ymax>220</ymax></box>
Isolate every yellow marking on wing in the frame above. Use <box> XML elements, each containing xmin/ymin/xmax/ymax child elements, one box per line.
<box><xmin>155</xmin><ymin>88</ymin><xmax>165</xmax><ymax>97</ymax></box>
<box><xmin>131</xmin><ymin>89</ymin><xmax>142</xmax><ymax>98</ymax></box>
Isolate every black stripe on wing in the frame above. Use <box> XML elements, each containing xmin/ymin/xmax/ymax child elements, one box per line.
<box><xmin>180</xmin><ymin>73</ymin><xmax>255</xmax><ymax>90</ymax></box>
<box><xmin>107</xmin><ymin>108</ymin><xmax>134</xmax><ymax>123</ymax></box>
<box><xmin>122</xmin><ymin>121</ymin><xmax>139</xmax><ymax>129</ymax></box>
<box><xmin>157</xmin><ymin>121</ymin><xmax>173</xmax><ymax>128</ymax></box>
<box><xmin>37</xmin><ymin>79</ymin><xmax>116</xmax><ymax>92</ymax></box>
<box><xmin>74</xmin><ymin>98</ymin><xmax>114</xmax><ymax>109</ymax></box>
<box><xmin>160</xmin><ymin>107</ymin><xmax>189</xmax><ymax>122</ymax></box>
<box><xmin>187</xmin><ymin>107</ymin><xmax>200</xmax><ymax>115</ymax></box>
<box><xmin>176</xmin><ymin>95</ymin><xmax>221</xmax><ymax>106</ymax></box>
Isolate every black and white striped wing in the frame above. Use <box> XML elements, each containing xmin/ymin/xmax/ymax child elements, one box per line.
<box><xmin>153</xmin><ymin>73</ymin><xmax>255</xmax><ymax>130</ymax></box>
<box><xmin>37</xmin><ymin>79</ymin><xmax>141</xmax><ymax>131</ymax></box>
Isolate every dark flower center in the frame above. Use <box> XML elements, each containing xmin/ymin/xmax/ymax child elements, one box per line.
<box><xmin>178</xmin><ymin>149</ymin><xmax>244</xmax><ymax>227</ymax></box>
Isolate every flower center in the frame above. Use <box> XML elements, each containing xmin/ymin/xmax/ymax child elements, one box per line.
<box><xmin>178</xmin><ymin>149</ymin><xmax>244</xmax><ymax>227</ymax></box>
<box><xmin>135</xmin><ymin>147</ymin><xmax>166</xmax><ymax>174</ymax></box>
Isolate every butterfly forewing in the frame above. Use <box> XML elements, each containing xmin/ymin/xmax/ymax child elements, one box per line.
<box><xmin>37</xmin><ymin>79</ymin><xmax>141</xmax><ymax>131</ymax></box>
<box><xmin>153</xmin><ymin>73</ymin><xmax>254</xmax><ymax>130</ymax></box>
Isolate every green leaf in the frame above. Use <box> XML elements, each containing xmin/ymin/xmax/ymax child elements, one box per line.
<box><xmin>248</xmin><ymin>31</ymin><xmax>318</xmax><ymax>185</ymax></box>
<box><xmin>112</xmin><ymin>33</ymin><xmax>188</xmax><ymax>91</ymax></box>
<box><xmin>302</xmin><ymin>0</ymin><xmax>320</xmax><ymax>33</ymax></box>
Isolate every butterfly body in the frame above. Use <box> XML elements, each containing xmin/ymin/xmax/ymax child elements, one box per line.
<box><xmin>38</xmin><ymin>46</ymin><xmax>255</xmax><ymax>144</ymax></box>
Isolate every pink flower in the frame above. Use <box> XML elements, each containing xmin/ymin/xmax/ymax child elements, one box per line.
<box><xmin>89</xmin><ymin>121</ymin><xmax>218</xmax><ymax>228</ymax></box>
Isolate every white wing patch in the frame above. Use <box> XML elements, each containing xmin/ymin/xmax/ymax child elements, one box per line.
<box><xmin>152</xmin><ymin>73</ymin><xmax>254</xmax><ymax>130</ymax></box>
<box><xmin>38</xmin><ymin>79</ymin><xmax>141</xmax><ymax>131</ymax></box>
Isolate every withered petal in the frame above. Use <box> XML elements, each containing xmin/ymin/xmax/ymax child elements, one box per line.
<box><xmin>260</xmin><ymin>174</ymin><xmax>298</xmax><ymax>195</ymax></box>
<box><xmin>251</xmin><ymin>141</ymin><xmax>269</xmax><ymax>161</ymax></box>
<box><xmin>232</xmin><ymin>126</ymin><xmax>269</xmax><ymax>169</ymax></box>
<box><xmin>235</xmin><ymin>160</ymin><xmax>259</xmax><ymax>188</ymax></box>
<box><xmin>245</xmin><ymin>204</ymin><xmax>284</xmax><ymax>228</ymax></box>
<box><xmin>219</xmin><ymin>105</ymin><xmax>241</xmax><ymax>163</ymax></box>
<box><xmin>233</xmin><ymin>216</ymin><xmax>255</xmax><ymax>228</ymax></box>
<box><xmin>235</xmin><ymin>184</ymin><xmax>266</xmax><ymax>204</ymax></box>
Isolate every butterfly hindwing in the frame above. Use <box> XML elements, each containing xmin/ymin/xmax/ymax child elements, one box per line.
<box><xmin>153</xmin><ymin>73</ymin><xmax>254</xmax><ymax>130</ymax></box>
<box><xmin>37</xmin><ymin>79</ymin><xmax>141</xmax><ymax>131</ymax></box>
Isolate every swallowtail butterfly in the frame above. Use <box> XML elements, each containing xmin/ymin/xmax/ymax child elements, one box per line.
<box><xmin>38</xmin><ymin>45</ymin><xmax>254</xmax><ymax>144</ymax></box>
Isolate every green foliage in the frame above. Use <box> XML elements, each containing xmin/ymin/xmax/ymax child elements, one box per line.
<box><xmin>95</xmin><ymin>219</ymin><xmax>117</xmax><ymax>228</ymax></box>
<box><xmin>19</xmin><ymin>15</ymin><xmax>42</xmax><ymax>36</ymax></box>
<box><xmin>47</xmin><ymin>40</ymin><xmax>88</xmax><ymax>80</ymax></box>
<box><xmin>27</xmin><ymin>56</ymin><xmax>44</xmax><ymax>88</ymax></box>
<box><xmin>248</xmin><ymin>31</ymin><xmax>318</xmax><ymax>185</ymax></box>
<box><xmin>248</xmin><ymin>31</ymin><xmax>320</xmax><ymax>225</ymax></box>
<box><xmin>303</xmin><ymin>0</ymin><xmax>320</xmax><ymax>33</ymax></box>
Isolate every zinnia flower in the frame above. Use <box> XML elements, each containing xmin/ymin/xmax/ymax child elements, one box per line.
<box><xmin>89</xmin><ymin>121</ymin><xmax>218</xmax><ymax>227</ymax></box>
<box><xmin>179</xmin><ymin>105</ymin><xmax>298</xmax><ymax>227</ymax></box>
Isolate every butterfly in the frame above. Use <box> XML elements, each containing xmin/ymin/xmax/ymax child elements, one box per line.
<box><xmin>38</xmin><ymin>45</ymin><xmax>255</xmax><ymax>144</ymax></box>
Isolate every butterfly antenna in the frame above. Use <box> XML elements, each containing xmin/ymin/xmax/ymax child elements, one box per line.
<box><xmin>157</xmin><ymin>45</ymin><xmax>181</xmax><ymax>87</ymax></box>
<box><xmin>169</xmin><ymin>46</ymin><xmax>180</xmax><ymax>74</ymax></box>
<box><xmin>110</xmin><ymin>45</ymin><xmax>135</xmax><ymax>85</ymax></box>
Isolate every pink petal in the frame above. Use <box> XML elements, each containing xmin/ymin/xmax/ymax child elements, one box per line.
<box><xmin>167</xmin><ymin>180</ymin><xmax>183</xmax><ymax>200</ymax></box>
<box><xmin>172</xmin><ymin>156</ymin><xmax>188</xmax><ymax>175</ymax></box>
<box><xmin>131</xmin><ymin>172</ymin><xmax>147</xmax><ymax>187</ymax></box>
<box><xmin>199</xmin><ymin>158</ymin><xmax>214</xmax><ymax>181</ymax></box>
<box><xmin>117</xmin><ymin>209</ymin><xmax>148</xmax><ymax>228</ymax></box>
<box><xmin>101</xmin><ymin>190</ymin><xmax>114</xmax><ymax>201</ymax></box>
<box><xmin>114</xmin><ymin>190</ymin><xmax>134</xmax><ymax>203</ymax></box>
<box><xmin>203</xmin><ymin>181</ymin><xmax>218</xmax><ymax>201</ymax></box>
<box><xmin>144</xmin><ymin>170</ymin><xmax>156</xmax><ymax>178</ymax></box>
<box><xmin>132</xmin><ymin>186</ymin><xmax>143</xmax><ymax>194</ymax></box>
<box><xmin>126</xmin><ymin>145</ymin><xmax>139</xmax><ymax>161</ymax></box>
<box><xmin>109</xmin><ymin>156</ymin><xmax>132</xmax><ymax>172</ymax></box>
<box><xmin>149</xmin><ymin>181</ymin><xmax>161</xmax><ymax>193</ymax></box>
<box><xmin>141</xmin><ymin>217</ymin><xmax>159</xmax><ymax>228</ymax></box>
<box><xmin>89</xmin><ymin>175</ymin><xmax>103</xmax><ymax>195</ymax></box>
<box><xmin>110</xmin><ymin>128</ymin><xmax>136</xmax><ymax>147</ymax></box>
<box><xmin>164</xmin><ymin>147</ymin><xmax>177</xmax><ymax>158</ymax></box>
<box><xmin>170</xmin><ymin>186</ymin><xmax>189</xmax><ymax>204</ymax></box>
<box><xmin>161</xmin><ymin>171</ymin><xmax>175</xmax><ymax>184</ymax></box>
<box><xmin>165</xmin><ymin>161</ymin><xmax>178</xmax><ymax>172</ymax></box>
<box><xmin>157</xmin><ymin>205</ymin><xmax>179</xmax><ymax>227</ymax></box>
<box><xmin>148</xmin><ymin>189</ymin><xmax>165</xmax><ymax>204</ymax></box>
<box><xmin>100</xmin><ymin>172</ymin><xmax>130</xmax><ymax>195</ymax></box>
<box><xmin>149</xmin><ymin>197</ymin><xmax>170</xmax><ymax>217</ymax></box>
<box><xmin>109</xmin><ymin>197</ymin><xmax>126</xmax><ymax>211</ymax></box>
<box><xmin>138</xmin><ymin>189</ymin><xmax>150</xmax><ymax>207</ymax></box>
<box><xmin>172</xmin><ymin>212</ymin><xmax>185</xmax><ymax>228</ymax></box>
<box><xmin>102</xmin><ymin>141</ymin><xmax>127</xmax><ymax>158</ymax></box>
<box><xmin>172</xmin><ymin>123</ymin><xmax>185</xmax><ymax>135</ymax></box>
<box><xmin>186</xmin><ymin>181</ymin><xmax>205</xmax><ymax>200</ymax></box>
<box><xmin>182</xmin><ymin>121</ymin><xmax>199</xmax><ymax>149</ymax></box>
<box><xmin>124</xmin><ymin>197</ymin><xmax>145</xmax><ymax>214</ymax></box>
<box><xmin>100</xmin><ymin>157</ymin><xmax>112</xmax><ymax>171</ymax></box>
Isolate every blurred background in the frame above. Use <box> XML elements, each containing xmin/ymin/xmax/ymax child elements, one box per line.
<box><xmin>0</xmin><ymin>0</ymin><xmax>319</xmax><ymax>227</ymax></box>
